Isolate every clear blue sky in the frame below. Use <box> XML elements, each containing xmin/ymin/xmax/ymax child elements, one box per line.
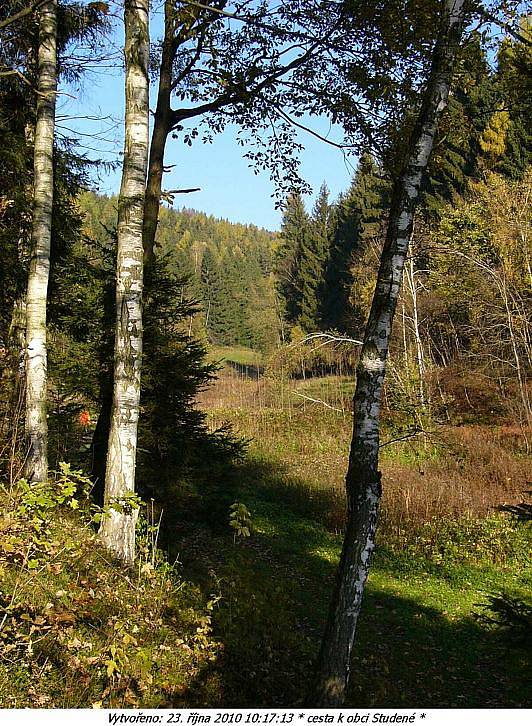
<box><xmin>58</xmin><ymin>10</ymin><xmax>357</xmax><ymax>231</ymax></box>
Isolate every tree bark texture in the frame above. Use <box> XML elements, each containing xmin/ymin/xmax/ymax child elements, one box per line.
<box><xmin>99</xmin><ymin>0</ymin><xmax>149</xmax><ymax>565</ymax></box>
<box><xmin>142</xmin><ymin>0</ymin><xmax>175</xmax><ymax>267</ymax></box>
<box><xmin>312</xmin><ymin>0</ymin><xmax>465</xmax><ymax>707</ymax></box>
<box><xmin>90</xmin><ymin>269</ymin><xmax>116</xmax><ymax>505</ymax></box>
<box><xmin>24</xmin><ymin>0</ymin><xmax>57</xmax><ymax>483</ymax></box>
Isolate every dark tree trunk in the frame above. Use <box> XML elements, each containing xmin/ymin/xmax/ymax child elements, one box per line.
<box><xmin>311</xmin><ymin>0</ymin><xmax>465</xmax><ymax>707</ymax></box>
<box><xmin>90</xmin><ymin>267</ymin><xmax>116</xmax><ymax>505</ymax></box>
<box><xmin>90</xmin><ymin>379</ymin><xmax>112</xmax><ymax>505</ymax></box>
<box><xmin>142</xmin><ymin>0</ymin><xmax>175</xmax><ymax>266</ymax></box>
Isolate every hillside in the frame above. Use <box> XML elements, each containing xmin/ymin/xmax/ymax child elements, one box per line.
<box><xmin>79</xmin><ymin>193</ymin><xmax>279</xmax><ymax>352</ymax></box>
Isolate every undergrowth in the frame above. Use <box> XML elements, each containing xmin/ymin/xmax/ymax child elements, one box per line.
<box><xmin>1</xmin><ymin>362</ymin><xmax>530</xmax><ymax>708</ymax></box>
<box><xmin>0</xmin><ymin>466</ymin><xmax>219</xmax><ymax>708</ymax></box>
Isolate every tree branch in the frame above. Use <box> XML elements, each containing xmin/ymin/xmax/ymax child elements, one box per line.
<box><xmin>479</xmin><ymin>8</ymin><xmax>532</xmax><ymax>48</ymax></box>
<box><xmin>272</xmin><ymin>104</ymin><xmax>353</xmax><ymax>150</ymax></box>
<box><xmin>177</xmin><ymin>0</ymin><xmax>300</xmax><ymax>38</ymax></box>
<box><xmin>292</xmin><ymin>391</ymin><xmax>345</xmax><ymax>414</ymax></box>
<box><xmin>0</xmin><ymin>0</ymin><xmax>52</xmax><ymax>31</ymax></box>
<box><xmin>170</xmin><ymin>5</ymin><xmax>345</xmax><ymax>128</ymax></box>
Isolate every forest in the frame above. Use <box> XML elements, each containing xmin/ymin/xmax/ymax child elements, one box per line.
<box><xmin>0</xmin><ymin>0</ymin><xmax>530</xmax><ymax>712</ymax></box>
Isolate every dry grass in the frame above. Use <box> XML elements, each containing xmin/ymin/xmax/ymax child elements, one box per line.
<box><xmin>197</xmin><ymin>365</ymin><xmax>530</xmax><ymax>537</ymax></box>
<box><xmin>380</xmin><ymin>425</ymin><xmax>529</xmax><ymax>538</ymax></box>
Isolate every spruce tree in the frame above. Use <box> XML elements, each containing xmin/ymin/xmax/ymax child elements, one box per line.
<box><xmin>298</xmin><ymin>183</ymin><xmax>332</xmax><ymax>332</ymax></box>
<box><xmin>322</xmin><ymin>155</ymin><xmax>389</xmax><ymax>333</ymax></box>
<box><xmin>274</xmin><ymin>193</ymin><xmax>310</xmax><ymax>325</ymax></box>
<box><xmin>492</xmin><ymin>22</ymin><xmax>531</xmax><ymax>179</ymax></box>
<box><xmin>200</xmin><ymin>245</ymin><xmax>227</xmax><ymax>344</ymax></box>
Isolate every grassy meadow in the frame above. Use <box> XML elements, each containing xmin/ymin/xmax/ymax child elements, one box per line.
<box><xmin>1</xmin><ymin>346</ymin><xmax>530</xmax><ymax>708</ymax></box>
<box><xmin>182</xmin><ymin>347</ymin><xmax>531</xmax><ymax>707</ymax></box>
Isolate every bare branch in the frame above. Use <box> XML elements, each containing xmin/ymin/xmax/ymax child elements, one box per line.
<box><xmin>292</xmin><ymin>391</ymin><xmax>345</xmax><ymax>414</ymax></box>
<box><xmin>272</xmin><ymin>104</ymin><xmax>353</xmax><ymax>151</ymax></box>
<box><xmin>379</xmin><ymin>427</ymin><xmax>437</xmax><ymax>448</ymax></box>
<box><xmin>299</xmin><ymin>333</ymin><xmax>363</xmax><ymax>347</ymax></box>
<box><xmin>479</xmin><ymin>8</ymin><xmax>532</xmax><ymax>47</ymax></box>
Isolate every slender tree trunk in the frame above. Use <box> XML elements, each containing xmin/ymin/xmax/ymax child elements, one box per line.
<box><xmin>24</xmin><ymin>0</ymin><xmax>57</xmax><ymax>483</ymax></box>
<box><xmin>10</xmin><ymin>297</ymin><xmax>27</xmax><ymax>374</ymax></box>
<box><xmin>90</xmin><ymin>267</ymin><xmax>116</xmax><ymax>504</ymax></box>
<box><xmin>311</xmin><ymin>0</ymin><xmax>465</xmax><ymax>706</ymax></box>
<box><xmin>90</xmin><ymin>384</ymin><xmax>112</xmax><ymax>505</ymax></box>
<box><xmin>406</xmin><ymin>249</ymin><xmax>426</xmax><ymax>406</ymax></box>
<box><xmin>501</xmin><ymin>279</ymin><xmax>531</xmax><ymax>423</ymax></box>
<box><xmin>99</xmin><ymin>0</ymin><xmax>150</xmax><ymax>565</ymax></box>
<box><xmin>142</xmin><ymin>0</ymin><xmax>175</xmax><ymax>267</ymax></box>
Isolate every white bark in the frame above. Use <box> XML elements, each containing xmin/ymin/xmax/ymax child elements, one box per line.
<box><xmin>312</xmin><ymin>0</ymin><xmax>465</xmax><ymax>706</ymax></box>
<box><xmin>405</xmin><ymin>249</ymin><xmax>427</xmax><ymax>406</ymax></box>
<box><xmin>99</xmin><ymin>0</ymin><xmax>150</xmax><ymax>565</ymax></box>
<box><xmin>24</xmin><ymin>0</ymin><xmax>57</xmax><ymax>484</ymax></box>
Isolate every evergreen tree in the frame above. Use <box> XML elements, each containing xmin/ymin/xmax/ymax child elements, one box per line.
<box><xmin>298</xmin><ymin>183</ymin><xmax>332</xmax><ymax>332</ymax></box>
<box><xmin>51</xmin><ymin>197</ymin><xmax>242</xmax><ymax>505</ymax></box>
<box><xmin>321</xmin><ymin>188</ymin><xmax>360</xmax><ymax>333</ymax></box>
<box><xmin>139</xmin><ymin>251</ymin><xmax>240</xmax><ymax>497</ymax></box>
<box><xmin>421</xmin><ymin>25</ymin><xmax>531</xmax><ymax>210</ymax></box>
<box><xmin>323</xmin><ymin>155</ymin><xmax>389</xmax><ymax>333</ymax></box>
<box><xmin>351</xmin><ymin>154</ymin><xmax>390</xmax><ymax>240</ymax></box>
<box><xmin>274</xmin><ymin>193</ymin><xmax>310</xmax><ymax>325</ymax></box>
<box><xmin>200</xmin><ymin>245</ymin><xmax>228</xmax><ymax>344</ymax></box>
<box><xmin>492</xmin><ymin>20</ymin><xmax>531</xmax><ymax>179</ymax></box>
<box><xmin>421</xmin><ymin>35</ymin><xmax>494</xmax><ymax>211</ymax></box>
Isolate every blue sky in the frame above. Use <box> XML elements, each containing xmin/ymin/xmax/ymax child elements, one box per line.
<box><xmin>58</xmin><ymin>9</ymin><xmax>357</xmax><ymax>231</ymax></box>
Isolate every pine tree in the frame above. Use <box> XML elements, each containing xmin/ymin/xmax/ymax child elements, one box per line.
<box><xmin>421</xmin><ymin>35</ymin><xmax>494</xmax><ymax>210</ymax></box>
<box><xmin>201</xmin><ymin>245</ymin><xmax>229</xmax><ymax>344</ymax></box>
<box><xmin>321</xmin><ymin>188</ymin><xmax>360</xmax><ymax>333</ymax></box>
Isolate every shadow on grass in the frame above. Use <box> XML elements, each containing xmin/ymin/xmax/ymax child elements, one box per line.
<box><xmin>161</xmin><ymin>456</ymin><xmax>530</xmax><ymax>709</ymax></box>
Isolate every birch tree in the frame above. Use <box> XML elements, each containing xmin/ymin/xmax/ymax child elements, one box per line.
<box><xmin>99</xmin><ymin>0</ymin><xmax>149</xmax><ymax>565</ymax></box>
<box><xmin>24</xmin><ymin>0</ymin><xmax>57</xmax><ymax>483</ymax></box>
<box><xmin>312</xmin><ymin>0</ymin><xmax>465</xmax><ymax>706</ymax></box>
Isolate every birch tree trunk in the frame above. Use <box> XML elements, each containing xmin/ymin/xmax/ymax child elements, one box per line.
<box><xmin>99</xmin><ymin>0</ymin><xmax>149</xmax><ymax>565</ymax></box>
<box><xmin>312</xmin><ymin>0</ymin><xmax>465</xmax><ymax>706</ymax></box>
<box><xmin>24</xmin><ymin>0</ymin><xmax>57</xmax><ymax>484</ymax></box>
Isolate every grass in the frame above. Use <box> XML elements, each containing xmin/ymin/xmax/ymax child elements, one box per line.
<box><xmin>170</xmin><ymin>474</ymin><xmax>530</xmax><ymax>707</ymax></box>
<box><xmin>1</xmin><ymin>353</ymin><xmax>530</xmax><ymax>707</ymax></box>
<box><xmin>199</xmin><ymin>370</ymin><xmax>530</xmax><ymax>536</ymax></box>
<box><xmin>208</xmin><ymin>345</ymin><xmax>263</xmax><ymax>369</ymax></box>
<box><xmin>182</xmin><ymin>359</ymin><xmax>531</xmax><ymax>706</ymax></box>
<box><xmin>0</xmin><ymin>477</ymin><xmax>219</xmax><ymax>708</ymax></box>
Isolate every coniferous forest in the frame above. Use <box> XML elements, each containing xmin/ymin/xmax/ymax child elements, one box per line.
<box><xmin>0</xmin><ymin>0</ymin><xmax>531</xmax><ymax>712</ymax></box>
